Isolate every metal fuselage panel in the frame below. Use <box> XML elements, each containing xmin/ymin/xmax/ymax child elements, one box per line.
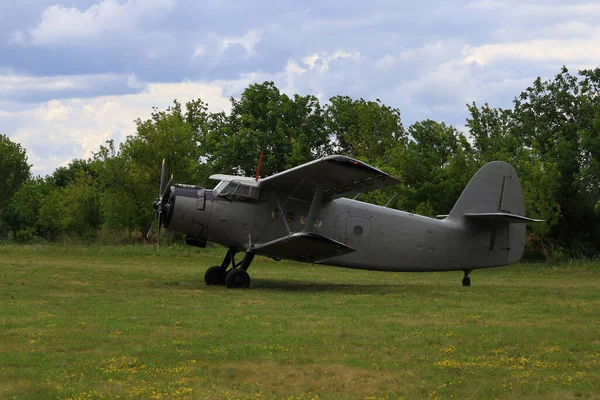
<box><xmin>316</xmin><ymin>199</ymin><xmax>517</xmax><ymax>272</ymax></box>
<box><xmin>196</xmin><ymin>194</ymin><xmax>521</xmax><ymax>272</ymax></box>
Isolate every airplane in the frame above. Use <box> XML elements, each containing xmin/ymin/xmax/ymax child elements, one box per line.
<box><xmin>150</xmin><ymin>155</ymin><xmax>542</xmax><ymax>288</ymax></box>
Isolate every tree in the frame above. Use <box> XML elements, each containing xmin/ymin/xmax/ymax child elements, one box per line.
<box><xmin>37</xmin><ymin>188</ymin><xmax>66</xmax><ymax>241</ymax></box>
<box><xmin>325</xmin><ymin>96</ymin><xmax>404</xmax><ymax>163</ymax></box>
<box><xmin>385</xmin><ymin>120</ymin><xmax>475</xmax><ymax>216</ymax></box>
<box><xmin>510</xmin><ymin>67</ymin><xmax>600</xmax><ymax>256</ymax></box>
<box><xmin>466</xmin><ymin>67</ymin><xmax>600</xmax><ymax>258</ymax></box>
<box><xmin>202</xmin><ymin>82</ymin><xmax>331</xmax><ymax>177</ymax></box>
<box><xmin>51</xmin><ymin>159</ymin><xmax>95</xmax><ymax>187</ymax></box>
<box><xmin>93</xmin><ymin>140</ymin><xmax>147</xmax><ymax>239</ymax></box>
<box><xmin>466</xmin><ymin>103</ymin><xmax>520</xmax><ymax>164</ymax></box>
<box><xmin>3</xmin><ymin>178</ymin><xmax>55</xmax><ymax>241</ymax></box>
<box><xmin>60</xmin><ymin>171</ymin><xmax>102</xmax><ymax>238</ymax></box>
<box><xmin>0</xmin><ymin>134</ymin><xmax>31</xmax><ymax>237</ymax></box>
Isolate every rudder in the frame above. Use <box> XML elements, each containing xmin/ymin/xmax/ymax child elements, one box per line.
<box><xmin>449</xmin><ymin>161</ymin><xmax>525</xmax><ymax>217</ymax></box>
<box><xmin>448</xmin><ymin>161</ymin><xmax>534</xmax><ymax>265</ymax></box>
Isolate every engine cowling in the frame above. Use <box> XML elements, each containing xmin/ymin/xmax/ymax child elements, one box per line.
<box><xmin>163</xmin><ymin>184</ymin><xmax>211</xmax><ymax>240</ymax></box>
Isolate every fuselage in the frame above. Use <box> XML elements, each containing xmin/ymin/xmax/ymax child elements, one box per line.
<box><xmin>164</xmin><ymin>187</ymin><xmax>523</xmax><ymax>272</ymax></box>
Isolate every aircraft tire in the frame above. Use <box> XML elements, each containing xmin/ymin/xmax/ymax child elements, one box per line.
<box><xmin>461</xmin><ymin>276</ymin><xmax>471</xmax><ymax>287</ymax></box>
<box><xmin>225</xmin><ymin>269</ymin><xmax>251</xmax><ymax>288</ymax></box>
<box><xmin>204</xmin><ymin>266</ymin><xmax>226</xmax><ymax>286</ymax></box>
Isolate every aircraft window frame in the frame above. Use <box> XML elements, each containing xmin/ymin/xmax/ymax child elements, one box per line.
<box><xmin>218</xmin><ymin>182</ymin><xmax>239</xmax><ymax>199</ymax></box>
<box><xmin>236</xmin><ymin>185</ymin><xmax>251</xmax><ymax>197</ymax></box>
<box><xmin>234</xmin><ymin>184</ymin><xmax>260</xmax><ymax>201</ymax></box>
<box><xmin>214</xmin><ymin>181</ymin><xmax>260</xmax><ymax>201</ymax></box>
<box><xmin>213</xmin><ymin>181</ymin><xmax>229</xmax><ymax>196</ymax></box>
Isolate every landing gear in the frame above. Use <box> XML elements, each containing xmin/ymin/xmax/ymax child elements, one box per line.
<box><xmin>204</xmin><ymin>248</ymin><xmax>255</xmax><ymax>288</ymax></box>
<box><xmin>204</xmin><ymin>266</ymin><xmax>226</xmax><ymax>285</ymax></box>
<box><xmin>225</xmin><ymin>269</ymin><xmax>250</xmax><ymax>288</ymax></box>
<box><xmin>462</xmin><ymin>270</ymin><xmax>472</xmax><ymax>287</ymax></box>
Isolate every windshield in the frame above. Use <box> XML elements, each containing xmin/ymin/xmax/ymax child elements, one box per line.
<box><xmin>214</xmin><ymin>180</ymin><xmax>260</xmax><ymax>201</ymax></box>
<box><xmin>213</xmin><ymin>181</ymin><xmax>229</xmax><ymax>196</ymax></box>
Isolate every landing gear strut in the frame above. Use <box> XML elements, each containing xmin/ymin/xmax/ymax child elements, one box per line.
<box><xmin>462</xmin><ymin>270</ymin><xmax>472</xmax><ymax>287</ymax></box>
<box><xmin>204</xmin><ymin>248</ymin><xmax>254</xmax><ymax>288</ymax></box>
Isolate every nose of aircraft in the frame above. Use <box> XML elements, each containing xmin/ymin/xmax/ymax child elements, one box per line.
<box><xmin>161</xmin><ymin>184</ymin><xmax>207</xmax><ymax>239</ymax></box>
<box><xmin>147</xmin><ymin>160</ymin><xmax>211</xmax><ymax>245</ymax></box>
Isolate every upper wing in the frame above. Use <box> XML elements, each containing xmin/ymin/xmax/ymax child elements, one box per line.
<box><xmin>258</xmin><ymin>155</ymin><xmax>399</xmax><ymax>201</ymax></box>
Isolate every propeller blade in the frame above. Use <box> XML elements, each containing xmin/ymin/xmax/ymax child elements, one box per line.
<box><xmin>157</xmin><ymin>211</ymin><xmax>162</xmax><ymax>251</ymax></box>
<box><xmin>146</xmin><ymin>211</ymin><xmax>158</xmax><ymax>240</ymax></box>
<box><xmin>159</xmin><ymin>158</ymin><xmax>167</xmax><ymax>198</ymax></box>
<box><xmin>154</xmin><ymin>159</ymin><xmax>171</xmax><ymax>252</ymax></box>
<box><xmin>160</xmin><ymin>174</ymin><xmax>174</xmax><ymax>202</ymax></box>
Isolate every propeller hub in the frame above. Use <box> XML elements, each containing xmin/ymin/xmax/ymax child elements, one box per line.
<box><xmin>152</xmin><ymin>198</ymin><xmax>161</xmax><ymax>211</ymax></box>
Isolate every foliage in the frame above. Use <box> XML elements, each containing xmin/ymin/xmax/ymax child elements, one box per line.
<box><xmin>0</xmin><ymin>134</ymin><xmax>31</xmax><ymax>237</ymax></box>
<box><xmin>202</xmin><ymin>82</ymin><xmax>331</xmax><ymax>178</ymax></box>
<box><xmin>326</xmin><ymin>96</ymin><xmax>404</xmax><ymax>162</ymax></box>
<box><xmin>387</xmin><ymin>119</ymin><xmax>475</xmax><ymax>216</ymax></box>
<box><xmin>51</xmin><ymin>158</ymin><xmax>95</xmax><ymax>187</ymax></box>
<box><xmin>3</xmin><ymin>177</ymin><xmax>55</xmax><ymax>241</ymax></box>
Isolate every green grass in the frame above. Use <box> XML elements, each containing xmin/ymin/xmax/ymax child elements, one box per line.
<box><xmin>1</xmin><ymin>245</ymin><xmax>599</xmax><ymax>399</ymax></box>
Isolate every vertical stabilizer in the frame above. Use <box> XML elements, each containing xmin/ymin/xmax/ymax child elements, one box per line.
<box><xmin>450</xmin><ymin>161</ymin><xmax>525</xmax><ymax>217</ymax></box>
<box><xmin>449</xmin><ymin>161</ymin><xmax>529</xmax><ymax>265</ymax></box>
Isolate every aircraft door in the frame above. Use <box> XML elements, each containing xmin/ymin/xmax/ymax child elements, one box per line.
<box><xmin>345</xmin><ymin>216</ymin><xmax>371</xmax><ymax>261</ymax></box>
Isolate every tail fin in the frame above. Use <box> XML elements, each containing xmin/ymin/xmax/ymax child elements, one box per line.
<box><xmin>450</xmin><ymin>161</ymin><xmax>526</xmax><ymax>218</ymax></box>
<box><xmin>448</xmin><ymin>161</ymin><xmax>541</xmax><ymax>265</ymax></box>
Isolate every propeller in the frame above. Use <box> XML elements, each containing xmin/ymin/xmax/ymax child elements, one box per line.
<box><xmin>146</xmin><ymin>159</ymin><xmax>173</xmax><ymax>249</ymax></box>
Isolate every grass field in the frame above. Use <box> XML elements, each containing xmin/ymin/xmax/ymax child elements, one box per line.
<box><xmin>1</xmin><ymin>245</ymin><xmax>599</xmax><ymax>399</ymax></box>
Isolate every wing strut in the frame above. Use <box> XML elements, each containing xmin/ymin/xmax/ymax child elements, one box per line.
<box><xmin>274</xmin><ymin>195</ymin><xmax>292</xmax><ymax>235</ymax></box>
<box><xmin>304</xmin><ymin>184</ymin><xmax>324</xmax><ymax>233</ymax></box>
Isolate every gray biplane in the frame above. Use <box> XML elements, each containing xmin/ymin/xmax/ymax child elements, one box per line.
<box><xmin>150</xmin><ymin>155</ymin><xmax>541</xmax><ymax>288</ymax></box>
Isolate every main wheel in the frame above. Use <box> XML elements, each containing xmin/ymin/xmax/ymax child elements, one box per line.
<box><xmin>462</xmin><ymin>276</ymin><xmax>471</xmax><ymax>287</ymax></box>
<box><xmin>225</xmin><ymin>269</ymin><xmax>251</xmax><ymax>288</ymax></box>
<box><xmin>204</xmin><ymin>266</ymin><xmax>226</xmax><ymax>286</ymax></box>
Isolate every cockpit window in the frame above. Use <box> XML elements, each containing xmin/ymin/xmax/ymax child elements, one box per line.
<box><xmin>214</xmin><ymin>181</ymin><xmax>260</xmax><ymax>201</ymax></box>
<box><xmin>213</xmin><ymin>181</ymin><xmax>229</xmax><ymax>196</ymax></box>
<box><xmin>219</xmin><ymin>182</ymin><xmax>239</xmax><ymax>198</ymax></box>
<box><xmin>236</xmin><ymin>185</ymin><xmax>250</xmax><ymax>197</ymax></box>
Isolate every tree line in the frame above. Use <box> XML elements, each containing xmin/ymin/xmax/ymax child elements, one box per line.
<box><xmin>1</xmin><ymin>66</ymin><xmax>599</xmax><ymax>260</ymax></box>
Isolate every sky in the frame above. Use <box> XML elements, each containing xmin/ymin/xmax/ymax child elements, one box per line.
<box><xmin>1</xmin><ymin>0</ymin><xmax>599</xmax><ymax>176</ymax></box>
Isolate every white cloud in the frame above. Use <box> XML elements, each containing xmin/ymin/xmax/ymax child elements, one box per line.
<box><xmin>300</xmin><ymin>51</ymin><xmax>360</xmax><ymax>73</ymax></box>
<box><xmin>193</xmin><ymin>44</ymin><xmax>205</xmax><ymax>57</ymax></box>
<box><xmin>218</xmin><ymin>29</ymin><xmax>263</xmax><ymax>55</ymax></box>
<box><xmin>463</xmin><ymin>36</ymin><xmax>600</xmax><ymax>68</ymax></box>
<box><xmin>3</xmin><ymin>77</ymin><xmax>236</xmax><ymax>175</ymax></box>
<box><xmin>265</xmin><ymin>50</ymin><xmax>361</xmax><ymax>95</ymax></box>
<box><xmin>18</xmin><ymin>0</ymin><xmax>174</xmax><ymax>45</ymax></box>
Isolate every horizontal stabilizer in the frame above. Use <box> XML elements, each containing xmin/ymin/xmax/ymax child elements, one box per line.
<box><xmin>465</xmin><ymin>213</ymin><xmax>544</xmax><ymax>224</ymax></box>
<box><xmin>253</xmin><ymin>232</ymin><xmax>355</xmax><ymax>262</ymax></box>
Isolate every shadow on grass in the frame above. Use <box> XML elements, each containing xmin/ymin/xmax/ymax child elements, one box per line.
<box><xmin>251</xmin><ymin>278</ymin><xmax>404</xmax><ymax>294</ymax></box>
